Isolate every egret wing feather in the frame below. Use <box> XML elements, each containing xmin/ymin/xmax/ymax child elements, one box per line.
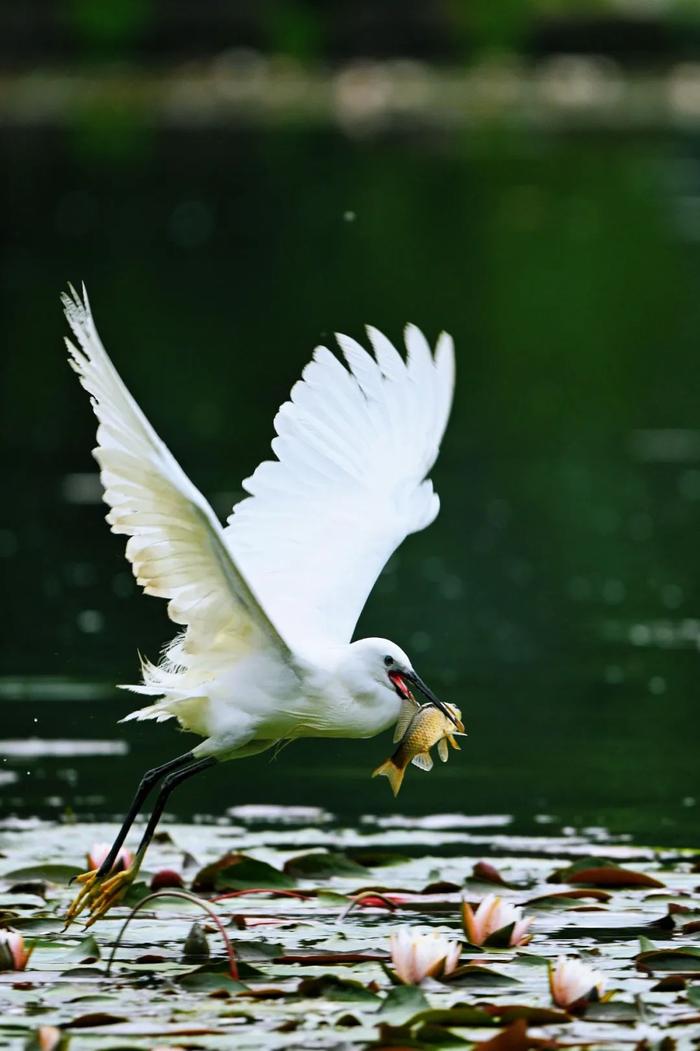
<box><xmin>225</xmin><ymin>324</ymin><xmax>455</xmax><ymax>652</ymax></box>
<box><xmin>62</xmin><ymin>285</ymin><xmax>290</xmax><ymax>690</ymax></box>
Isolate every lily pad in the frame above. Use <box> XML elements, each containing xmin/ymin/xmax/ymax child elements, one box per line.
<box><xmin>297</xmin><ymin>973</ymin><xmax>380</xmax><ymax>1002</ymax></box>
<box><xmin>445</xmin><ymin>965</ymin><xmax>519</xmax><ymax>987</ymax></box>
<box><xmin>636</xmin><ymin>946</ymin><xmax>700</xmax><ymax>973</ymax></box>
<box><xmin>192</xmin><ymin>853</ymin><xmax>296</xmax><ymax>892</ymax></box>
<box><xmin>283</xmin><ymin>851</ymin><xmax>368</xmax><ymax>878</ymax></box>
<box><xmin>1</xmin><ymin>865</ymin><xmax>80</xmax><ymax>884</ymax></box>
<box><xmin>378</xmin><ymin>984</ymin><xmax>431</xmax><ymax>1024</ymax></box>
<box><xmin>548</xmin><ymin>858</ymin><xmax>664</xmax><ymax>889</ymax></box>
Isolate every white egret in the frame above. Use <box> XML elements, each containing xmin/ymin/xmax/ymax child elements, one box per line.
<box><xmin>61</xmin><ymin>285</ymin><xmax>456</xmax><ymax>925</ymax></box>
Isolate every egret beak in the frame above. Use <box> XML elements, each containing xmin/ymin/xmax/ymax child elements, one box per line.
<box><xmin>402</xmin><ymin>670</ymin><xmax>460</xmax><ymax>727</ymax></box>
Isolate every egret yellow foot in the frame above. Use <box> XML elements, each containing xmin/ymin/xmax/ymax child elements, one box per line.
<box><xmin>65</xmin><ymin>860</ymin><xmax>142</xmax><ymax>927</ymax></box>
<box><xmin>64</xmin><ymin>869</ymin><xmax>101</xmax><ymax>927</ymax></box>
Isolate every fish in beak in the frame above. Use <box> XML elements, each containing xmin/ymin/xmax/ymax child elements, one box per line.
<box><xmin>389</xmin><ymin>669</ymin><xmax>460</xmax><ymax>728</ymax></box>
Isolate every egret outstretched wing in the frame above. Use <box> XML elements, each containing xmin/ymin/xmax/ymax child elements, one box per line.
<box><xmin>225</xmin><ymin>325</ymin><xmax>455</xmax><ymax>653</ymax></box>
<box><xmin>62</xmin><ymin>285</ymin><xmax>289</xmax><ymax>668</ymax></box>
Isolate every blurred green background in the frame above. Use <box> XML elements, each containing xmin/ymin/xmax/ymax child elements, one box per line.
<box><xmin>1</xmin><ymin>1</ymin><xmax>700</xmax><ymax>844</ymax></box>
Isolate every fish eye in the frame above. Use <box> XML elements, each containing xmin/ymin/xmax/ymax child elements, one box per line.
<box><xmin>383</xmin><ymin>655</ymin><xmax>394</xmax><ymax>667</ymax></box>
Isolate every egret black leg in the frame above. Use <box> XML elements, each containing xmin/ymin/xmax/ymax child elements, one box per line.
<box><xmin>94</xmin><ymin>750</ymin><xmax>196</xmax><ymax>877</ymax></box>
<box><xmin>132</xmin><ymin>756</ymin><xmax>216</xmax><ymax>862</ymax></box>
<box><xmin>65</xmin><ymin>754</ymin><xmax>216</xmax><ymax>927</ymax></box>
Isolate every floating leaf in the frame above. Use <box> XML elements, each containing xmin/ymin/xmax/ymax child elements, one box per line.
<box><xmin>378</xmin><ymin>983</ymin><xmax>430</xmax><ymax>1024</ymax></box>
<box><xmin>297</xmin><ymin>973</ymin><xmax>380</xmax><ymax>1002</ymax></box>
<box><xmin>235</xmin><ymin>940</ymin><xmax>284</xmax><ymax>962</ymax></box>
<box><xmin>409</xmin><ymin>1005</ymin><xmax>496</xmax><ymax>1027</ymax></box>
<box><xmin>445</xmin><ymin>965</ymin><xmax>519</xmax><ymax>987</ymax></box>
<box><xmin>348</xmin><ymin>850</ymin><xmax>410</xmax><ymax>867</ymax></box>
<box><xmin>7</xmin><ymin>882</ymin><xmax>47</xmax><ymax>898</ymax></box>
<box><xmin>652</xmin><ymin>976</ymin><xmax>686</xmax><ymax>992</ymax></box>
<box><xmin>192</xmin><ymin>853</ymin><xmax>295</xmax><ymax>892</ymax></box>
<box><xmin>526</xmin><ymin>889</ymin><xmax>611</xmax><ymax>908</ymax></box>
<box><xmin>636</xmin><ymin>946</ymin><xmax>700</xmax><ymax>973</ymax></box>
<box><xmin>582</xmin><ymin>1001</ymin><xmax>641</xmax><ymax>1022</ymax></box>
<box><xmin>1</xmin><ymin>865</ymin><xmax>79</xmax><ymax>884</ymax></box>
<box><xmin>277</xmin><ymin>949</ymin><xmax>386</xmax><ymax>965</ymax></box>
<box><xmin>283</xmin><ymin>851</ymin><xmax>368</xmax><ymax>878</ymax></box>
<box><xmin>65</xmin><ymin>935</ymin><xmax>100</xmax><ymax>963</ymax></box>
<box><xmin>64</xmin><ymin>1012</ymin><xmax>127</xmax><ymax>1028</ymax></box>
<box><xmin>548</xmin><ymin>858</ymin><xmax>663</xmax><ymax>889</ymax></box>
<box><xmin>179</xmin><ymin>965</ymin><xmax>250</xmax><ymax>992</ymax></box>
<box><xmin>483</xmin><ymin>1004</ymin><xmax>571</xmax><ymax>1025</ymax></box>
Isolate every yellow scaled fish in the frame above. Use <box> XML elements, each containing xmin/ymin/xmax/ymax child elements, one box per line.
<box><xmin>372</xmin><ymin>700</ymin><xmax>465</xmax><ymax>797</ymax></box>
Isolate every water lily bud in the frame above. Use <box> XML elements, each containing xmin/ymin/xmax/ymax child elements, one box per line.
<box><xmin>389</xmin><ymin>927</ymin><xmax>460</xmax><ymax>984</ymax></box>
<box><xmin>183</xmin><ymin>921</ymin><xmax>210</xmax><ymax>962</ymax></box>
<box><xmin>35</xmin><ymin>1025</ymin><xmax>64</xmax><ymax>1051</ymax></box>
<box><xmin>150</xmin><ymin>869</ymin><xmax>184</xmax><ymax>890</ymax></box>
<box><xmin>0</xmin><ymin>931</ymin><xmax>31</xmax><ymax>971</ymax></box>
<box><xmin>461</xmin><ymin>893</ymin><xmax>532</xmax><ymax>947</ymax></box>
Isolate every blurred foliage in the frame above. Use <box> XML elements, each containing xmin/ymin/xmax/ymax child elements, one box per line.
<box><xmin>4</xmin><ymin>0</ymin><xmax>700</xmax><ymax>69</ymax></box>
<box><xmin>62</xmin><ymin>0</ymin><xmax>153</xmax><ymax>53</ymax></box>
<box><xmin>262</xmin><ymin>1</ymin><xmax>324</xmax><ymax>62</ymax></box>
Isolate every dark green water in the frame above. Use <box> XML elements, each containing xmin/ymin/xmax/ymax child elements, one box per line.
<box><xmin>1</xmin><ymin>120</ymin><xmax>699</xmax><ymax>844</ymax></box>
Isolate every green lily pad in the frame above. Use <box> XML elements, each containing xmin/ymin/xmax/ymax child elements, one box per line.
<box><xmin>445</xmin><ymin>965</ymin><xmax>519</xmax><ymax>987</ymax></box>
<box><xmin>283</xmin><ymin>851</ymin><xmax>368</xmax><ymax>878</ymax></box>
<box><xmin>378</xmin><ymin>984</ymin><xmax>431</xmax><ymax>1024</ymax></box>
<box><xmin>1</xmin><ymin>865</ymin><xmax>80</xmax><ymax>885</ymax></box>
<box><xmin>193</xmin><ymin>853</ymin><xmax>296</xmax><ymax>892</ymax></box>
<box><xmin>179</xmin><ymin>965</ymin><xmax>250</xmax><ymax>992</ymax></box>
<box><xmin>409</xmin><ymin>1005</ymin><xmax>496</xmax><ymax>1027</ymax></box>
<box><xmin>297</xmin><ymin>973</ymin><xmax>380</xmax><ymax>1002</ymax></box>
<box><xmin>65</xmin><ymin>935</ymin><xmax>101</xmax><ymax>963</ymax></box>
<box><xmin>636</xmin><ymin>946</ymin><xmax>700</xmax><ymax>973</ymax></box>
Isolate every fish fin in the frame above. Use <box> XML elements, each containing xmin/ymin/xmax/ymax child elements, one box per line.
<box><xmin>411</xmin><ymin>751</ymin><xmax>433</xmax><ymax>772</ymax></box>
<box><xmin>437</xmin><ymin>738</ymin><xmax>449</xmax><ymax>763</ymax></box>
<box><xmin>393</xmin><ymin>698</ymin><xmax>420</xmax><ymax>743</ymax></box>
<box><xmin>372</xmin><ymin>758</ymin><xmax>406</xmax><ymax>797</ymax></box>
<box><xmin>447</xmin><ymin>734</ymin><xmax>461</xmax><ymax>751</ymax></box>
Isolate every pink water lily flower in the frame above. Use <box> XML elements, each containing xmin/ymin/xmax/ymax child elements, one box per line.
<box><xmin>0</xmin><ymin>931</ymin><xmax>32</xmax><ymax>971</ymax></box>
<box><xmin>461</xmin><ymin>893</ymin><xmax>532</xmax><ymax>946</ymax></box>
<box><xmin>87</xmin><ymin>842</ymin><xmax>133</xmax><ymax>873</ymax></box>
<box><xmin>389</xmin><ymin>927</ymin><xmax>461</xmax><ymax>984</ymax></box>
<box><xmin>549</xmin><ymin>956</ymin><xmax>605</xmax><ymax>1008</ymax></box>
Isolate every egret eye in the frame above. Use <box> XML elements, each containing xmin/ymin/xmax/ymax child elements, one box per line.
<box><xmin>384</xmin><ymin>655</ymin><xmax>394</xmax><ymax>667</ymax></box>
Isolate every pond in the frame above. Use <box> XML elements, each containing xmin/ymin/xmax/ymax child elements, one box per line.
<box><xmin>1</xmin><ymin>100</ymin><xmax>700</xmax><ymax>1048</ymax></box>
<box><xmin>2</xmin><ymin>117</ymin><xmax>700</xmax><ymax>845</ymax></box>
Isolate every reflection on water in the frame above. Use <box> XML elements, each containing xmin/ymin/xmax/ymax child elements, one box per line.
<box><xmin>1</xmin><ymin>117</ymin><xmax>700</xmax><ymax>846</ymax></box>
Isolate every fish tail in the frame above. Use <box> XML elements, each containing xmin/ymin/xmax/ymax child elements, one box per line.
<box><xmin>372</xmin><ymin>758</ymin><xmax>406</xmax><ymax>797</ymax></box>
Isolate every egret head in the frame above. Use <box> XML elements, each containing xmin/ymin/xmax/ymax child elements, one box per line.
<box><xmin>346</xmin><ymin>637</ymin><xmax>459</xmax><ymax>726</ymax></box>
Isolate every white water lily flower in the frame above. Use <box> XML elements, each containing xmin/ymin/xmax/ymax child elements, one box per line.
<box><xmin>549</xmin><ymin>956</ymin><xmax>605</xmax><ymax>1008</ymax></box>
<box><xmin>461</xmin><ymin>893</ymin><xmax>532</xmax><ymax>946</ymax></box>
<box><xmin>389</xmin><ymin>927</ymin><xmax>461</xmax><ymax>984</ymax></box>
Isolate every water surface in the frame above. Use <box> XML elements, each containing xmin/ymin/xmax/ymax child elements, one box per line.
<box><xmin>1</xmin><ymin>120</ymin><xmax>699</xmax><ymax>844</ymax></box>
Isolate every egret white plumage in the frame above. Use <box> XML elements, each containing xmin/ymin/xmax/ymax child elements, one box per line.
<box><xmin>61</xmin><ymin>284</ymin><xmax>456</xmax><ymax>925</ymax></box>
